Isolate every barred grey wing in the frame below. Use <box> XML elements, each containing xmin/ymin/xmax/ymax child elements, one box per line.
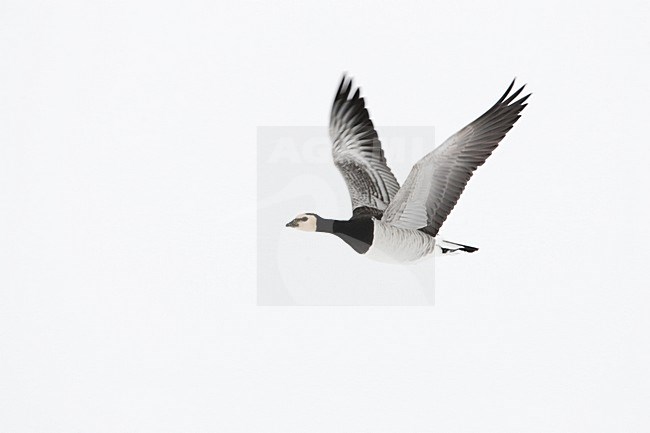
<box><xmin>382</xmin><ymin>80</ymin><xmax>530</xmax><ymax>236</ymax></box>
<box><xmin>330</xmin><ymin>75</ymin><xmax>400</xmax><ymax>214</ymax></box>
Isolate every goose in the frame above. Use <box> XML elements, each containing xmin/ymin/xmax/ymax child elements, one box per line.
<box><xmin>285</xmin><ymin>75</ymin><xmax>530</xmax><ymax>263</ymax></box>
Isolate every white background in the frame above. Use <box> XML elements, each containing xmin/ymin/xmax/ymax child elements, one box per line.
<box><xmin>1</xmin><ymin>0</ymin><xmax>649</xmax><ymax>431</ymax></box>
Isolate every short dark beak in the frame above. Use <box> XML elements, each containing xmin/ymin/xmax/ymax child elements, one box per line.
<box><xmin>285</xmin><ymin>219</ymin><xmax>298</xmax><ymax>228</ymax></box>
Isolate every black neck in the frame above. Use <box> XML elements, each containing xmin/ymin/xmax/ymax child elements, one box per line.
<box><xmin>316</xmin><ymin>217</ymin><xmax>373</xmax><ymax>254</ymax></box>
<box><xmin>315</xmin><ymin>217</ymin><xmax>334</xmax><ymax>234</ymax></box>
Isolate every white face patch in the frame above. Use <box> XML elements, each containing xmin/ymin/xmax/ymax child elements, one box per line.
<box><xmin>292</xmin><ymin>213</ymin><xmax>317</xmax><ymax>232</ymax></box>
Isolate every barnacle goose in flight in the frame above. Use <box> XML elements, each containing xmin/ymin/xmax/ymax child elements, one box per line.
<box><xmin>286</xmin><ymin>75</ymin><xmax>530</xmax><ymax>263</ymax></box>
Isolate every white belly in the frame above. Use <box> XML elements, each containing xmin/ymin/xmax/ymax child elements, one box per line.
<box><xmin>365</xmin><ymin>220</ymin><xmax>437</xmax><ymax>263</ymax></box>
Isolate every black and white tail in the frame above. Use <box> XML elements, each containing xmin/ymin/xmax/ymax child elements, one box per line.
<box><xmin>436</xmin><ymin>239</ymin><xmax>479</xmax><ymax>255</ymax></box>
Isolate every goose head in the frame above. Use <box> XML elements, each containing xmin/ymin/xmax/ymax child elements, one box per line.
<box><xmin>285</xmin><ymin>213</ymin><xmax>319</xmax><ymax>232</ymax></box>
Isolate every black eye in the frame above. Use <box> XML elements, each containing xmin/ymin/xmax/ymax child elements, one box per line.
<box><xmin>299</xmin><ymin>217</ymin><xmax>308</xmax><ymax>222</ymax></box>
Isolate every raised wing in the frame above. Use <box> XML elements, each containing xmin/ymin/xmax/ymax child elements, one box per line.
<box><xmin>382</xmin><ymin>79</ymin><xmax>530</xmax><ymax>236</ymax></box>
<box><xmin>330</xmin><ymin>75</ymin><xmax>400</xmax><ymax>213</ymax></box>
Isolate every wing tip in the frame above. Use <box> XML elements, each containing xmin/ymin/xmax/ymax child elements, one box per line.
<box><xmin>497</xmin><ymin>78</ymin><xmax>517</xmax><ymax>103</ymax></box>
<box><xmin>337</xmin><ymin>72</ymin><xmax>356</xmax><ymax>100</ymax></box>
<box><xmin>494</xmin><ymin>78</ymin><xmax>532</xmax><ymax>111</ymax></box>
